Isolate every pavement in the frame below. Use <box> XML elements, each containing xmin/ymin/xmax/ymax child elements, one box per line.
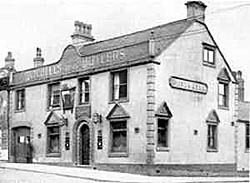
<box><xmin>0</xmin><ymin>162</ymin><xmax>249</xmax><ymax>183</ymax></box>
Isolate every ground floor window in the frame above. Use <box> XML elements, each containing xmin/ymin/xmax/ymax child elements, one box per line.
<box><xmin>157</xmin><ymin>118</ymin><xmax>169</xmax><ymax>149</ymax></box>
<box><xmin>110</xmin><ymin>120</ymin><xmax>127</xmax><ymax>153</ymax></box>
<box><xmin>246</xmin><ymin>123</ymin><xmax>250</xmax><ymax>151</ymax></box>
<box><xmin>47</xmin><ymin>126</ymin><xmax>60</xmax><ymax>155</ymax></box>
<box><xmin>207</xmin><ymin>124</ymin><xmax>218</xmax><ymax>151</ymax></box>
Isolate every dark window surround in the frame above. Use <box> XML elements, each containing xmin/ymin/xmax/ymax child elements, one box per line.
<box><xmin>78</xmin><ymin>78</ymin><xmax>90</xmax><ymax>105</ymax></box>
<box><xmin>15</xmin><ymin>89</ymin><xmax>25</xmax><ymax>112</ymax></box>
<box><xmin>207</xmin><ymin>123</ymin><xmax>218</xmax><ymax>152</ymax></box>
<box><xmin>202</xmin><ymin>43</ymin><xmax>216</xmax><ymax>67</ymax></box>
<box><xmin>46</xmin><ymin>125</ymin><xmax>61</xmax><ymax>157</ymax></box>
<box><xmin>156</xmin><ymin>117</ymin><xmax>170</xmax><ymax>151</ymax></box>
<box><xmin>110</xmin><ymin>69</ymin><xmax>128</xmax><ymax>103</ymax></box>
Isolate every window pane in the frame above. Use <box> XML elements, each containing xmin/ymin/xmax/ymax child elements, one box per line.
<box><xmin>48</xmin><ymin>126</ymin><xmax>60</xmax><ymax>153</ymax></box>
<box><xmin>157</xmin><ymin>119</ymin><xmax>168</xmax><ymax>147</ymax></box>
<box><xmin>111</xmin><ymin>121</ymin><xmax>127</xmax><ymax>153</ymax></box>
<box><xmin>119</xmin><ymin>70</ymin><xmax>127</xmax><ymax>84</ymax></box>
<box><xmin>203</xmin><ymin>49</ymin><xmax>208</xmax><ymax>62</ymax></box>
<box><xmin>246</xmin><ymin>124</ymin><xmax>250</xmax><ymax>149</ymax></box>
<box><xmin>208</xmin><ymin>125</ymin><xmax>217</xmax><ymax>149</ymax></box>
<box><xmin>119</xmin><ymin>85</ymin><xmax>127</xmax><ymax>99</ymax></box>
<box><xmin>208</xmin><ymin>50</ymin><xmax>214</xmax><ymax>63</ymax></box>
<box><xmin>219</xmin><ymin>83</ymin><xmax>225</xmax><ymax>95</ymax></box>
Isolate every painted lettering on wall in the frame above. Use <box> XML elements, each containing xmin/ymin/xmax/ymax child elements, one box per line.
<box><xmin>22</xmin><ymin>49</ymin><xmax>125</xmax><ymax>83</ymax></box>
<box><xmin>169</xmin><ymin>76</ymin><xmax>208</xmax><ymax>94</ymax></box>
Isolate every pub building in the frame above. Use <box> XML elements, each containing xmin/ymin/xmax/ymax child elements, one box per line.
<box><xmin>7</xmin><ymin>1</ymin><xmax>249</xmax><ymax>175</ymax></box>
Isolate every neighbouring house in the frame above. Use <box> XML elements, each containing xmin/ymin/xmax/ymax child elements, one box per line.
<box><xmin>0</xmin><ymin>52</ymin><xmax>15</xmax><ymax>161</ymax></box>
<box><xmin>234</xmin><ymin>71</ymin><xmax>250</xmax><ymax>171</ymax></box>
<box><xmin>6</xmin><ymin>1</ymin><xmax>249</xmax><ymax>175</ymax></box>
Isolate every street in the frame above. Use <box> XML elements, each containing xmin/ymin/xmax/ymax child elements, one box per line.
<box><xmin>0</xmin><ymin>168</ymin><xmax>105</xmax><ymax>183</ymax></box>
<box><xmin>0</xmin><ymin>163</ymin><xmax>249</xmax><ymax>183</ymax></box>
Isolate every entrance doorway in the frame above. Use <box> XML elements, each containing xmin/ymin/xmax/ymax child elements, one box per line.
<box><xmin>12</xmin><ymin>127</ymin><xmax>32</xmax><ymax>163</ymax></box>
<box><xmin>80</xmin><ymin>124</ymin><xmax>90</xmax><ymax>165</ymax></box>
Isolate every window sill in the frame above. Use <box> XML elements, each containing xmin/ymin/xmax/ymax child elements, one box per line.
<box><xmin>14</xmin><ymin>109</ymin><xmax>25</xmax><ymax>113</ymax></box>
<box><xmin>218</xmin><ymin>106</ymin><xmax>229</xmax><ymax>111</ymax></box>
<box><xmin>77</xmin><ymin>103</ymin><xmax>90</xmax><ymax>107</ymax></box>
<box><xmin>109</xmin><ymin>99</ymin><xmax>129</xmax><ymax>104</ymax></box>
<box><xmin>108</xmin><ymin>152</ymin><xmax>128</xmax><ymax>158</ymax></box>
<box><xmin>207</xmin><ymin>148</ymin><xmax>218</xmax><ymax>153</ymax></box>
<box><xmin>47</xmin><ymin>106</ymin><xmax>61</xmax><ymax>111</ymax></box>
<box><xmin>156</xmin><ymin>147</ymin><xmax>170</xmax><ymax>152</ymax></box>
<box><xmin>203</xmin><ymin>62</ymin><xmax>216</xmax><ymax>68</ymax></box>
<box><xmin>46</xmin><ymin>153</ymin><xmax>61</xmax><ymax>157</ymax></box>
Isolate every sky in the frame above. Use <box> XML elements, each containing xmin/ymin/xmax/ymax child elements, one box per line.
<box><xmin>0</xmin><ymin>0</ymin><xmax>249</xmax><ymax>101</ymax></box>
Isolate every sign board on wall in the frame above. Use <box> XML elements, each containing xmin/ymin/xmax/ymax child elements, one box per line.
<box><xmin>169</xmin><ymin>76</ymin><xmax>208</xmax><ymax>94</ymax></box>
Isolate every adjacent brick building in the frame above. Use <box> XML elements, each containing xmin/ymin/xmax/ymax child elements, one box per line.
<box><xmin>5</xmin><ymin>1</ymin><xmax>249</xmax><ymax>175</ymax></box>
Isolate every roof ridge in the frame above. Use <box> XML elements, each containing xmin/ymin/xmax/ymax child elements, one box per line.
<box><xmin>82</xmin><ymin>18</ymin><xmax>189</xmax><ymax>48</ymax></box>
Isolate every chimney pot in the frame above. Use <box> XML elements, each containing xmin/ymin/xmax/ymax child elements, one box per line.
<box><xmin>71</xmin><ymin>21</ymin><xmax>95</xmax><ymax>47</ymax></box>
<box><xmin>236</xmin><ymin>70</ymin><xmax>244</xmax><ymax>102</ymax></box>
<box><xmin>185</xmin><ymin>1</ymin><xmax>207</xmax><ymax>22</ymax></box>
<box><xmin>33</xmin><ymin>47</ymin><xmax>44</xmax><ymax>68</ymax></box>
<box><xmin>5</xmin><ymin>51</ymin><xmax>15</xmax><ymax>69</ymax></box>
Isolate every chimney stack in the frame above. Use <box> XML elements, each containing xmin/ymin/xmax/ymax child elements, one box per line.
<box><xmin>33</xmin><ymin>47</ymin><xmax>44</xmax><ymax>68</ymax></box>
<box><xmin>4</xmin><ymin>52</ymin><xmax>15</xmax><ymax>70</ymax></box>
<box><xmin>71</xmin><ymin>21</ymin><xmax>95</xmax><ymax>47</ymax></box>
<box><xmin>235</xmin><ymin>70</ymin><xmax>244</xmax><ymax>102</ymax></box>
<box><xmin>185</xmin><ymin>1</ymin><xmax>207</xmax><ymax>23</ymax></box>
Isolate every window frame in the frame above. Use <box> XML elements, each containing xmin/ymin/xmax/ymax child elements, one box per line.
<box><xmin>47</xmin><ymin>82</ymin><xmax>61</xmax><ymax>110</ymax></box>
<box><xmin>110</xmin><ymin>69</ymin><xmax>128</xmax><ymax>103</ymax></box>
<box><xmin>156</xmin><ymin>117</ymin><xmax>170</xmax><ymax>151</ymax></box>
<box><xmin>218</xmin><ymin>81</ymin><xmax>229</xmax><ymax>110</ymax></box>
<box><xmin>109</xmin><ymin>119</ymin><xmax>128</xmax><ymax>157</ymax></box>
<box><xmin>246</xmin><ymin>123</ymin><xmax>250</xmax><ymax>152</ymax></box>
<box><xmin>207</xmin><ymin>123</ymin><xmax>218</xmax><ymax>152</ymax></box>
<box><xmin>15</xmin><ymin>88</ymin><xmax>25</xmax><ymax>112</ymax></box>
<box><xmin>46</xmin><ymin>125</ymin><xmax>61</xmax><ymax>157</ymax></box>
<box><xmin>78</xmin><ymin>77</ymin><xmax>90</xmax><ymax>105</ymax></box>
<box><xmin>202</xmin><ymin>43</ymin><xmax>216</xmax><ymax>67</ymax></box>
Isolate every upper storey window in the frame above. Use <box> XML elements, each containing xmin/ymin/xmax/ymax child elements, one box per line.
<box><xmin>203</xmin><ymin>43</ymin><xmax>215</xmax><ymax>66</ymax></box>
<box><xmin>217</xmin><ymin>68</ymin><xmax>231</xmax><ymax>110</ymax></box>
<box><xmin>48</xmin><ymin>83</ymin><xmax>60</xmax><ymax>108</ymax></box>
<box><xmin>111</xmin><ymin>70</ymin><xmax>127</xmax><ymax>101</ymax></box>
<box><xmin>79</xmin><ymin>78</ymin><xmax>90</xmax><ymax>104</ymax></box>
<box><xmin>16</xmin><ymin>89</ymin><xmax>25</xmax><ymax>111</ymax></box>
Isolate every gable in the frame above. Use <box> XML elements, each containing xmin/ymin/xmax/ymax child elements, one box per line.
<box><xmin>218</xmin><ymin>67</ymin><xmax>231</xmax><ymax>82</ymax></box>
<box><xmin>155</xmin><ymin>101</ymin><xmax>172</xmax><ymax>118</ymax></box>
<box><xmin>44</xmin><ymin>111</ymin><xmax>67</xmax><ymax>126</ymax></box>
<box><xmin>206</xmin><ymin>110</ymin><xmax>220</xmax><ymax>123</ymax></box>
<box><xmin>106</xmin><ymin>103</ymin><xmax>130</xmax><ymax>120</ymax></box>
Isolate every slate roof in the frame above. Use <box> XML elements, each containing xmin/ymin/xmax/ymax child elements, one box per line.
<box><xmin>79</xmin><ymin>19</ymin><xmax>193</xmax><ymax>56</ymax></box>
<box><xmin>238</xmin><ymin>101</ymin><xmax>250</xmax><ymax>122</ymax></box>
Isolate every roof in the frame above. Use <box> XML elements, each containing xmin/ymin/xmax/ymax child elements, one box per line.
<box><xmin>238</xmin><ymin>101</ymin><xmax>250</xmax><ymax>122</ymax></box>
<box><xmin>79</xmin><ymin>19</ymin><xmax>193</xmax><ymax>56</ymax></box>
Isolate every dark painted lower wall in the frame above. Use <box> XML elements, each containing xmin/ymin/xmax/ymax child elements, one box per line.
<box><xmin>93</xmin><ymin>163</ymin><xmax>237</xmax><ymax>176</ymax></box>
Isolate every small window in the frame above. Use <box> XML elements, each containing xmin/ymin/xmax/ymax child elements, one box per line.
<box><xmin>207</xmin><ymin>124</ymin><xmax>218</xmax><ymax>151</ymax></box>
<box><xmin>157</xmin><ymin>118</ymin><xmax>169</xmax><ymax>149</ymax></box>
<box><xmin>110</xmin><ymin>120</ymin><xmax>127</xmax><ymax>153</ymax></box>
<box><xmin>203</xmin><ymin>44</ymin><xmax>215</xmax><ymax>65</ymax></box>
<box><xmin>218</xmin><ymin>82</ymin><xmax>229</xmax><ymax>108</ymax></box>
<box><xmin>16</xmin><ymin>89</ymin><xmax>25</xmax><ymax>110</ymax></box>
<box><xmin>111</xmin><ymin>70</ymin><xmax>127</xmax><ymax>101</ymax></box>
<box><xmin>47</xmin><ymin>126</ymin><xmax>60</xmax><ymax>154</ymax></box>
<box><xmin>246</xmin><ymin>123</ymin><xmax>250</xmax><ymax>151</ymax></box>
<box><xmin>79</xmin><ymin>78</ymin><xmax>90</xmax><ymax>104</ymax></box>
<box><xmin>48</xmin><ymin>83</ymin><xmax>60</xmax><ymax>108</ymax></box>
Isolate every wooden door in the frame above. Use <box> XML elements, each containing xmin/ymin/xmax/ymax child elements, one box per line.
<box><xmin>13</xmin><ymin>127</ymin><xmax>31</xmax><ymax>163</ymax></box>
<box><xmin>81</xmin><ymin>125</ymin><xmax>90</xmax><ymax>165</ymax></box>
